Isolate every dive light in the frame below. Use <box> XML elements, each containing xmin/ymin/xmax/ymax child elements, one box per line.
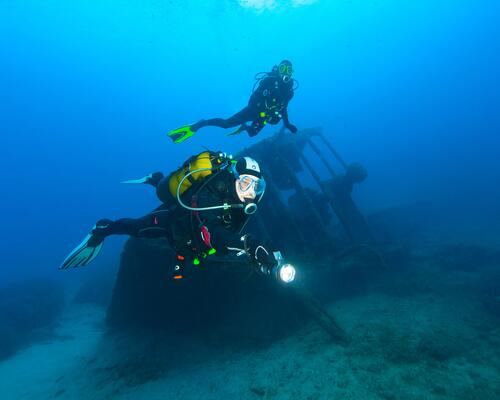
<box><xmin>272</xmin><ymin>251</ymin><xmax>296</xmax><ymax>283</ymax></box>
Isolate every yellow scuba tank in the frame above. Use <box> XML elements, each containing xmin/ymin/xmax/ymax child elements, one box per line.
<box><xmin>168</xmin><ymin>151</ymin><xmax>216</xmax><ymax>198</ymax></box>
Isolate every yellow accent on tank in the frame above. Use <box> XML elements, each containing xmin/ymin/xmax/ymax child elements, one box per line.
<box><xmin>260</xmin><ymin>111</ymin><xmax>266</xmax><ymax>118</ymax></box>
<box><xmin>168</xmin><ymin>151</ymin><xmax>213</xmax><ymax>197</ymax></box>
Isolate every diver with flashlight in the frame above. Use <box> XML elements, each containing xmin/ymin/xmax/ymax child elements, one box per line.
<box><xmin>59</xmin><ymin>151</ymin><xmax>296</xmax><ymax>283</ymax></box>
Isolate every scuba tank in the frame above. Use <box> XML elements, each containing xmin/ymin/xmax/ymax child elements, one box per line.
<box><xmin>156</xmin><ymin>151</ymin><xmax>223</xmax><ymax>204</ymax></box>
<box><xmin>167</xmin><ymin>151</ymin><xmax>217</xmax><ymax>198</ymax></box>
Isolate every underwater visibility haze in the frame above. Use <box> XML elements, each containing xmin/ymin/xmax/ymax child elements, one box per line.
<box><xmin>1</xmin><ymin>1</ymin><xmax>500</xmax><ymax>399</ymax></box>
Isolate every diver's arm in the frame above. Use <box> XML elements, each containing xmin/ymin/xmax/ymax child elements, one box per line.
<box><xmin>207</xmin><ymin>225</ymin><xmax>295</xmax><ymax>281</ymax></box>
<box><xmin>204</xmin><ymin>222</ymin><xmax>244</xmax><ymax>253</ymax></box>
<box><xmin>206</xmin><ymin>224</ymin><xmax>276</xmax><ymax>270</ymax></box>
<box><xmin>282</xmin><ymin>108</ymin><xmax>298</xmax><ymax>133</ymax></box>
<box><xmin>281</xmin><ymin>89</ymin><xmax>297</xmax><ymax>133</ymax></box>
<box><xmin>239</xmin><ymin>234</ymin><xmax>276</xmax><ymax>272</ymax></box>
<box><xmin>220</xmin><ymin>230</ymin><xmax>276</xmax><ymax>270</ymax></box>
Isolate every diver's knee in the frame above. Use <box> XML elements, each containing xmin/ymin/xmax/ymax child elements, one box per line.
<box><xmin>220</xmin><ymin>119</ymin><xmax>233</xmax><ymax>128</ymax></box>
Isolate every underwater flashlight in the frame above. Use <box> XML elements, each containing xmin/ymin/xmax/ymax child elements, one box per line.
<box><xmin>278</xmin><ymin>263</ymin><xmax>296</xmax><ymax>283</ymax></box>
<box><xmin>272</xmin><ymin>251</ymin><xmax>296</xmax><ymax>283</ymax></box>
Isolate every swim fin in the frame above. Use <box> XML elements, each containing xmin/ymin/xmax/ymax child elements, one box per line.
<box><xmin>121</xmin><ymin>172</ymin><xmax>164</xmax><ymax>186</ymax></box>
<box><xmin>167</xmin><ymin>125</ymin><xmax>196</xmax><ymax>144</ymax></box>
<box><xmin>59</xmin><ymin>221</ymin><xmax>110</xmax><ymax>269</ymax></box>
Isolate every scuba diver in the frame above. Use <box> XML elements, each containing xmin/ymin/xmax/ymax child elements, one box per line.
<box><xmin>60</xmin><ymin>152</ymin><xmax>296</xmax><ymax>283</ymax></box>
<box><xmin>167</xmin><ymin>60</ymin><xmax>298</xmax><ymax>144</ymax></box>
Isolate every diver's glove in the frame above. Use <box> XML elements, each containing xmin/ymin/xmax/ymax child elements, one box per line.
<box><xmin>240</xmin><ymin>234</ymin><xmax>273</xmax><ymax>267</ymax></box>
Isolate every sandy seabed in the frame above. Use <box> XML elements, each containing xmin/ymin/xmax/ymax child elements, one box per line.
<box><xmin>1</xmin><ymin>283</ymin><xmax>499</xmax><ymax>400</ymax></box>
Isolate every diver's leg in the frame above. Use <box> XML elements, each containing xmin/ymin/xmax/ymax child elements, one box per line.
<box><xmin>95</xmin><ymin>207</ymin><xmax>173</xmax><ymax>239</ymax></box>
<box><xmin>168</xmin><ymin>107</ymin><xmax>255</xmax><ymax>143</ymax></box>
<box><xmin>121</xmin><ymin>172</ymin><xmax>164</xmax><ymax>187</ymax></box>
<box><xmin>92</xmin><ymin>209</ymin><xmax>190</xmax><ymax>281</ymax></box>
<box><xmin>94</xmin><ymin>208</ymin><xmax>192</xmax><ymax>282</ymax></box>
<box><xmin>60</xmin><ymin>206</ymin><xmax>174</xmax><ymax>269</ymax></box>
<box><xmin>192</xmin><ymin>106</ymin><xmax>254</xmax><ymax>131</ymax></box>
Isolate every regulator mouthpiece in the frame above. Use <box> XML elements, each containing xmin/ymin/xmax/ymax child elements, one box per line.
<box><xmin>244</xmin><ymin>203</ymin><xmax>258</xmax><ymax>215</ymax></box>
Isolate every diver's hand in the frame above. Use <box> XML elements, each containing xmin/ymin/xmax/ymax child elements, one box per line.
<box><xmin>287</xmin><ymin>124</ymin><xmax>298</xmax><ymax>134</ymax></box>
<box><xmin>257</xmin><ymin>260</ymin><xmax>276</xmax><ymax>276</ymax></box>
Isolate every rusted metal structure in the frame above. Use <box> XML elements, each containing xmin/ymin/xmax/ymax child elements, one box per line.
<box><xmin>239</xmin><ymin>127</ymin><xmax>374</xmax><ymax>261</ymax></box>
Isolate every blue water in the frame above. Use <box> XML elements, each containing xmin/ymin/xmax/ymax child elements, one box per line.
<box><xmin>0</xmin><ymin>0</ymin><xmax>500</xmax><ymax>399</ymax></box>
<box><xmin>1</xmin><ymin>0</ymin><xmax>500</xmax><ymax>380</ymax></box>
<box><xmin>1</xmin><ymin>0</ymin><xmax>498</xmax><ymax>283</ymax></box>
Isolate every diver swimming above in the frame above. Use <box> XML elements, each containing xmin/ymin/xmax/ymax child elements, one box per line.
<box><xmin>167</xmin><ymin>60</ymin><xmax>298</xmax><ymax>144</ymax></box>
<box><xmin>60</xmin><ymin>152</ymin><xmax>296</xmax><ymax>283</ymax></box>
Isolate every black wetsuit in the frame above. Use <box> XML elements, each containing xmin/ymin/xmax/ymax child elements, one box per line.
<box><xmin>95</xmin><ymin>168</ymin><xmax>275</xmax><ymax>277</ymax></box>
<box><xmin>192</xmin><ymin>72</ymin><xmax>296</xmax><ymax>137</ymax></box>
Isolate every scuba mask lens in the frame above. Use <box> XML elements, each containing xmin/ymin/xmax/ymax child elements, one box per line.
<box><xmin>238</xmin><ymin>175</ymin><xmax>255</xmax><ymax>193</ymax></box>
<box><xmin>238</xmin><ymin>175</ymin><xmax>266</xmax><ymax>197</ymax></box>
<box><xmin>253</xmin><ymin>177</ymin><xmax>266</xmax><ymax>196</ymax></box>
<box><xmin>237</xmin><ymin>176</ymin><xmax>265</xmax><ymax>215</ymax></box>
<box><xmin>279</xmin><ymin>64</ymin><xmax>293</xmax><ymax>75</ymax></box>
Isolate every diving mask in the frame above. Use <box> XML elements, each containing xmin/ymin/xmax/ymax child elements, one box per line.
<box><xmin>235</xmin><ymin>174</ymin><xmax>266</xmax><ymax>215</ymax></box>
<box><xmin>279</xmin><ymin>63</ymin><xmax>293</xmax><ymax>76</ymax></box>
<box><xmin>278</xmin><ymin>62</ymin><xmax>293</xmax><ymax>83</ymax></box>
<box><xmin>237</xmin><ymin>174</ymin><xmax>266</xmax><ymax>197</ymax></box>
